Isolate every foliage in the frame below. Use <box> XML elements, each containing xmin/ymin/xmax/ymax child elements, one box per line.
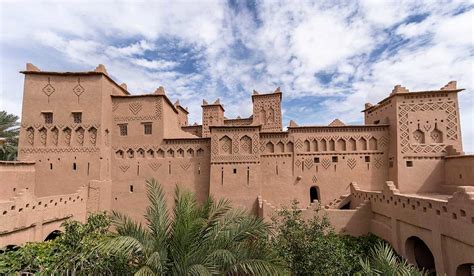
<box><xmin>357</xmin><ymin>241</ymin><xmax>427</xmax><ymax>276</ymax></box>
<box><xmin>99</xmin><ymin>178</ymin><xmax>284</xmax><ymax>275</ymax></box>
<box><xmin>0</xmin><ymin>110</ymin><xmax>19</xmax><ymax>161</ymax></box>
<box><xmin>271</xmin><ymin>200</ymin><xmax>380</xmax><ymax>275</ymax></box>
<box><xmin>0</xmin><ymin>213</ymin><xmax>131</xmax><ymax>275</ymax></box>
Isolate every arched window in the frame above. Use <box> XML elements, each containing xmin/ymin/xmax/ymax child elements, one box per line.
<box><xmin>310</xmin><ymin>186</ymin><xmax>320</xmax><ymax>203</ymax></box>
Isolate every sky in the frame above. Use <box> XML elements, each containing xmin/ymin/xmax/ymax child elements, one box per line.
<box><xmin>0</xmin><ymin>0</ymin><xmax>473</xmax><ymax>151</ymax></box>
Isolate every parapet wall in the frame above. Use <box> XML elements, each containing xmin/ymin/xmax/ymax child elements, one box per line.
<box><xmin>0</xmin><ymin>161</ymin><xmax>36</xmax><ymax>199</ymax></box>
<box><xmin>350</xmin><ymin>181</ymin><xmax>474</xmax><ymax>275</ymax></box>
<box><xmin>444</xmin><ymin>154</ymin><xmax>474</xmax><ymax>187</ymax></box>
<box><xmin>257</xmin><ymin>196</ymin><xmax>372</xmax><ymax>236</ymax></box>
<box><xmin>0</xmin><ymin>186</ymin><xmax>87</xmax><ymax>247</ymax></box>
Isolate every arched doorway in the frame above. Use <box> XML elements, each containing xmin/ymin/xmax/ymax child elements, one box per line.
<box><xmin>44</xmin><ymin>230</ymin><xmax>62</xmax><ymax>241</ymax></box>
<box><xmin>405</xmin><ymin>236</ymin><xmax>436</xmax><ymax>275</ymax></box>
<box><xmin>310</xmin><ymin>186</ymin><xmax>319</xmax><ymax>203</ymax></box>
<box><xmin>456</xmin><ymin>263</ymin><xmax>474</xmax><ymax>276</ymax></box>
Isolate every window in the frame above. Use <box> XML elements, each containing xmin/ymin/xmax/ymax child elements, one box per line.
<box><xmin>332</xmin><ymin>156</ymin><xmax>338</xmax><ymax>162</ymax></box>
<box><xmin>43</xmin><ymin>112</ymin><xmax>53</xmax><ymax>124</ymax></box>
<box><xmin>365</xmin><ymin>156</ymin><xmax>370</xmax><ymax>162</ymax></box>
<box><xmin>143</xmin><ymin>123</ymin><xmax>152</xmax><ymax>135</ymax></box>
<box><xmin>72</xmin><ymin>112</ymin><xmax>82</xmax><ymax>123</ymax></box>
<box><xmin>314</xmin><ymin>157</ymin><xmax>320</xmax><ymax>163</ymax></box>
<box><xmin>233</xmin><ymin>168</ymin><xmax>237</xmax><ymax>174</ymax></box>
<box><xmin>406</xmin><ymin>160</ymin><xmax>413</xmax><ymax>167</ymax></box>
<box><xmin>118</xmin><ymin>124</ymin><xmax>127</xmax><ymax>136</ymax></box>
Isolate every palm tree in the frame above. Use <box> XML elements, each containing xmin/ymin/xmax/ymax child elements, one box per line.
<box><xmin>0</xmin><ymin>111</ymin><xmax>20</xmax><ymax>161</ymax></box>
<box><xmin>99</xmin><ymin>179</ymin><xmax>284</xmax><ymax>275</ymax></box>
<box><xmin>358</xmin><ymin>241</ymin><xmax>427</xmax><ymax>276</ymax></box>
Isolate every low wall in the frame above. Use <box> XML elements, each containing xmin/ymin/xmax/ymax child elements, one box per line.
<box><xmin>257</xmin><ymin>196</ymin><xmax>372</xmax><ymax>236</ymax></box>
<box><xmin>444</xmin><ymin>154</ymin><xmax>474</xmax><ymax>187</ymax></box>
<box><xmin>350</xmin><ymin>181</ymin><xmax>474</xmax><ymax>275</ymax></box>
<box><xmin>0</xmin><ymin>161</ymin><xmax>36</xmax><ymax>199</ymax></box>
<box><xmin>0</xmin><ymin>187</ymin><xmax>88</xmax><ymax>247</ymax></box>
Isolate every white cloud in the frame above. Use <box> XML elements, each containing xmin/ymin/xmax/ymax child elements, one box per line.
<box><xmin>0</xmin><ymin>0</ymin><xmax>473</xmax><ymax>151</ymax></box>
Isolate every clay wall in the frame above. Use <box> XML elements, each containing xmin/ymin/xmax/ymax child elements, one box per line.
<box><xmin>350</xmin><ymin>182</ymin><xmax>474</xmax><ymax>275</ymax></box>
<box><xmin>252</xmin><ymin>91</ymin><xmax>282</xmax><ymax>132</ymax></box>
<box><xmin>257</xmin><ymin>125</ymin><xmax>389</xmax><ymax>208</ymax></box>
<box><xmin>202</xmin><ymin>104</ymin><xmax>225</xmax><ymax>137</ymax></box>
<box><xmin>394</xmin><ymin>91</ymin><xmax>463</xmax><ymax>193</ymax></box>
<box><xmin>0</xmin><ymin>187</ymin><xmax>87</xmax><ymax>247</ymax></box>
<box><xmin>444</xmin><ymin>155</ymin><xmax>474</xmax><ymax>187</ymax></box>
<box><xmin>208</xmin><ymin>126</ymin><xmax>261</xmax><ymax>213</ymax></box>
<box><xmin>0</xmin><ymin>161</ymin><xmax>36</xmax><ymax>199</ymax></box>
<box><xmin>18</xmin><ymin>73</ymin><xmax>106</xmax><ymax>196</ymax></box>
<box><xmin>110</xmin><ymin>138</ymin><xmax>211</xmax><ymax>222</ymax></box>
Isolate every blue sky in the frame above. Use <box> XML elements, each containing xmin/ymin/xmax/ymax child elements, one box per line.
<box><xmin>1</xmin><ymin>0</ymin><xmax>473</xmax><ymax>151</ymax></box>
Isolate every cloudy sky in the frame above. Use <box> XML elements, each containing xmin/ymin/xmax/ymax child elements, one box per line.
<box><xmin>1</xmin><ymin>0</ymin><xmax>473</xmax><ymax>151</ymax></box>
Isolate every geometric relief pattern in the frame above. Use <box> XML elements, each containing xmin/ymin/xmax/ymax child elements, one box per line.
<box><xmin>119</xmin><ymin>164</ymin><xmax>130</xmax><ymax>172</ymax></box>
<box><xmin>378</xmin><ymin>136</ymin><xmax>389</xmax><ymax>149</ymax></box>
<box><xmin>180</xmin><ymin>161</ymin><xmax>191</xmax><ymax>171</ymax></box>
<box><xmin>321</xmin><ymin>158</ymin><xmax>331</xmax><ymax>169</ymax></box>
<box><xmin>219</xmin><ymin>136</ymin><xmax>232</xmax><ymax>155</ymax></box>
<box><xmin>304</xmin><ymin>158</ymin><xmax>313</xmax><ymax>169</ymax></box>
<box><xmin>148</xmin><ymin>162</ymin><xmax>161</xmax><ymax>171</ymax></box>
<box><xmin>347</xmin><ymin>158</ymin><xmax>356</xmax><ymax>170</ymax></box>
<box><xmin>76</xmin><ymin>127</ymin><xmax>85</xmax><ymax>146</ymax></box>
<box><xmin>72</xmin><ymin>78</ymin><xmax>85</xmax><ymax>103</ymax></box>
<box><xmin>26</xmin><ymin>127</ymin><xmax>34</xmax><ymax>146</ymax></box>
<box><xmin>114</xmin><ymin>98</ymin><xmax>162</xmax><ymax>121</ymax></box>
<box><xmin>240</xmin><ymin>135</ymin><xmax>252</xmax><ymax>154</ymax></box>
<box><xmin>42</xmin><ymin>77</ymin><xmax>55</xmax><ymax>102</ymax></box>
<box><xmin>374</xmin><ymin>156</ymin><xmax>384</xmax><ymax>169</ymax></box>
<box><xmin>399</xmin><ymin>101</ymin><xmax>457</xmax><ymax>154</ymax></box>
<box><xmin>88</xmin><ymin>127</ymin><xmax>97</xmax><ymax>146</ymax></box>
<box><xmin>129</xmin><ymin>102</ymin><xmax>142</xmax><ymax>115</ymax></box>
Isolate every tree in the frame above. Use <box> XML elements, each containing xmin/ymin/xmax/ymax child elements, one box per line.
<box><xmin>0</xmin><ymin>111</ymin><xmax>20</xmax><ymax>161</ymax></box>
<box><xmin>358</xmin><ymin>241</ymin><xmax>427</xmax><ymax>276</ymax></box>
<box><xmin>99</xmin><ymin>178</ymin><xmax>284</xmax><ymax>275</ymax></box>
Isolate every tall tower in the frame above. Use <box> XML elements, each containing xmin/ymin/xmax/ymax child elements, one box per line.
<box><xmin>202</xmin><ymin>99</ymin><xmax>225</xmax><ymax>137</ymax></box>
<box><xmin>363</xmin><ymin>81</ymin><xmax>464</xmax><ymax>193</ymax></box>
<box><xmin>252</xmin><ymin>88</ymin><xmax>282</xmax><ymax>132</ymax></box>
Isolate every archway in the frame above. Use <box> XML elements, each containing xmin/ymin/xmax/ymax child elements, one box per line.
<box><xmin>310</xmin><ymin>186</ymin><xmax>319</xmax><ymax>203</ymax></box>
<box><xmin>456</xmin><ymin>263</ymin><xmax>474</xmax><ymax>276</ymax></box>
<box><xmin>44</xmin><ymin>230</ymin><xmax>62</xmax><ymax>241</ymax></box>
<box><xmin>405</xmin><ymin>236</ymin><xmax>436</xmax><ymax>274</ymax></box>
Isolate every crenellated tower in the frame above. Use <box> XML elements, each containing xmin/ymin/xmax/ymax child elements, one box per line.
<box><xmin>252</xmin><ymin>88</ymin><xmax>282</xmax><ymax>132</ymax></box>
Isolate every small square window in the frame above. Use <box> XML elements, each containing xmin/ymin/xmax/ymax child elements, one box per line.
<box><xmin>332</xmin><ymin>156</ymin><xmax>338</xmax><ymax>162</ymax></box>
<box><xmin>314</xmin><ymin>157</ymin><xmax>320</xmax><ymax>163</ymax></box>
<box><xmin>43</xmin><ymin>113</ymin><xmax>53</xmax><ymax>124</ymax></box>
<box><xmin>72</xmin><ymin>112</ymin><xmax>82</xmax><ymax>123</ymax></box>
<box><xmin>233</xmin><ymin>168</ymin><xmax>237</xmax><ymax>174</ymax></box>
<box><xmin>365</xmin><ymin>156</ymin><xmax>370</xmax><ymax>162</ymax></box>
<box><xmin>406</xmin><ymin>160</ymin><xmax>413</xmax><ymax>167</ymax></box>
<box><xmin>144</xmin><ymin>123</ymin><xmax>152</xmax><ymax>135</ymax></box>
<box><xmin>118</xmin><ymin>124</ymin><xmax>128</xmax><ymax>136</ymax></box>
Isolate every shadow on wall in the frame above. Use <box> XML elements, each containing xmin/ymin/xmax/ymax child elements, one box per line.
<box><xmin>44</xmin><ymin>230</ymin><xmax>62</xmax><ymax>241</ymax></box>
<box><xmin>456</xmin><ymin>263</ymin><xmax>474</xmax><ymax>276</ymax></box>
<box><xmin>405</xmin><ymin>236</ymin><xmax>436</xmax><ymax>275</ymax></box>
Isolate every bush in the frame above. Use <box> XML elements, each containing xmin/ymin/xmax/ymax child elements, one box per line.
<box><xmin>271</xmin><ymin>200</ymin><xmax>381</xmax><ymax>275</ymax></box>
<box><xmin>0</xmin><ymin>213</ymin><xmax>131</xmax><ymax>275</ymax></box>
